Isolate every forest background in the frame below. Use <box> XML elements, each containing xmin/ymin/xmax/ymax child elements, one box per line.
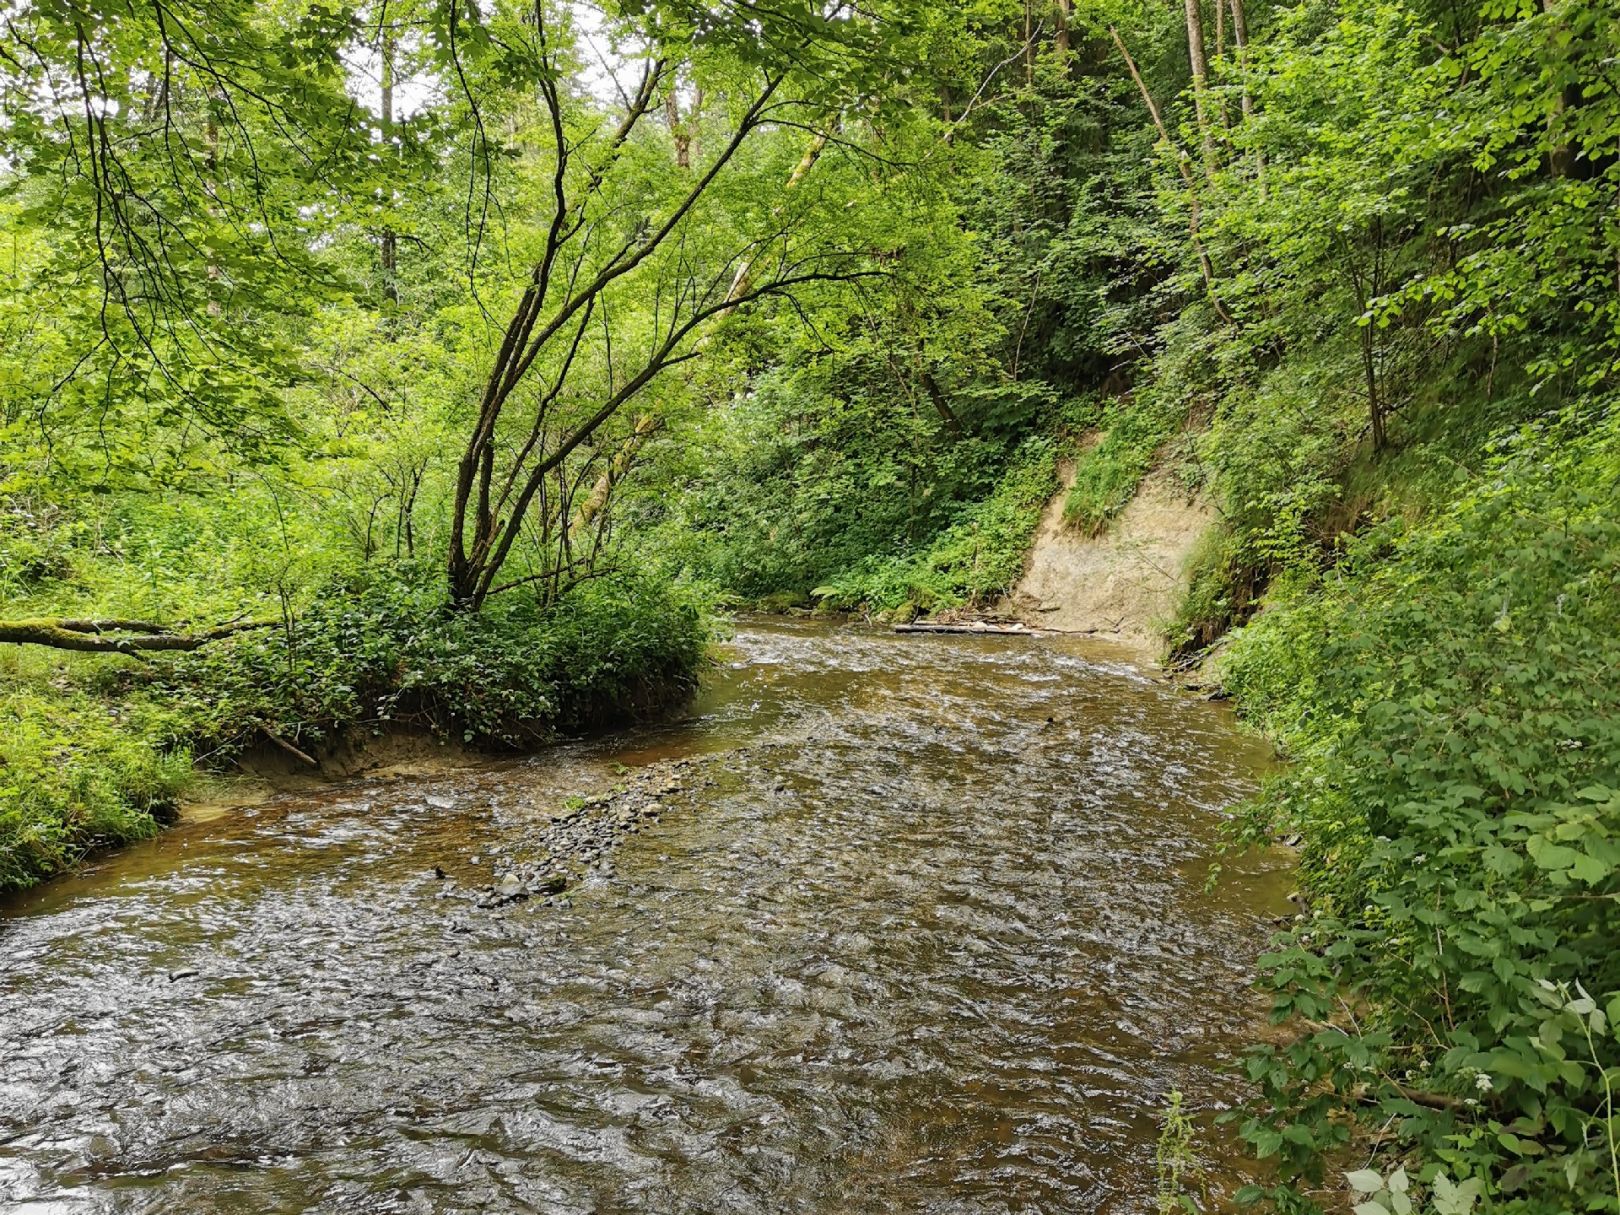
<box><xmin>2</xmin><ymin>0</ymin><xmax>1618</xmax><ymax>1209</ymax></box>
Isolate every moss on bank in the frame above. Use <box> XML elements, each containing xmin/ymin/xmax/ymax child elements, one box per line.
<box><xmin>0</xmin><ymin>572</ymin><xmax>709</xmax><ymax>892</ymax></box>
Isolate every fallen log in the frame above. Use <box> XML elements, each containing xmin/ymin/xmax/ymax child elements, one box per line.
<box><xmin>0</xmin><ymin>617</ymin><xmax>274</xmax><ymax>653</ymax></box>
<box><xmin>893</xmin><ymin>622</ymin><xmax>1033</xmax><ymax>635</ymax></box>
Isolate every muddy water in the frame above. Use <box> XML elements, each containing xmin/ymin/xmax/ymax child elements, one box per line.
<box><xmin>0</xmin><ymin>620</ymin><xmax>1289</xmax><ymax>1214</ymax></box>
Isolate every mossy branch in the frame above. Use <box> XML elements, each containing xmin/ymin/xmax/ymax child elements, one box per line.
<box><xmin>0</xmin><ymin>618</ymin><xmax>274</xmax><ymax>653</ymax></box>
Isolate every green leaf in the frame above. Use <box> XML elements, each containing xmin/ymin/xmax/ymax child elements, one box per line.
<box><xmin>1527</xmin><ymin>835</ymin><xmax>1582</xmax><ymax>873</ymax></box>
<box><xmin>1569</xmin><ymin>851</ymin><xmax>1611</xmax><ymax>884</ymax></box>
<box><xmin>1346</xmin><ymin>1170</ymin><xmax>1384</xmax><ymax>1194</ymax></box>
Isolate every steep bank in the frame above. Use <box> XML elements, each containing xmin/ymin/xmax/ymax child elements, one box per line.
<box><xmin>1003</xmin><ymin>460</ymin><xmax>1211</xmax><ymax>657</ymax></box>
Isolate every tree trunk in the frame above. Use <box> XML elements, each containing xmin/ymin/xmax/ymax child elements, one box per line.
<box><xmin>1110</xmin><ymin>27</ymin><xmax>1234</xmax><ymax>325</ymax></box>
<box><xmin>921</xmin><ymin>370</ymin><xmax>964</xmax><ymax>437</ymax></box>
<box><xmin>664</xmin><ymin>82</ymin><xmax>700</xmax><ymax>169</ymax></box>
<box><xmin>1184</xmin><ymin>0</ymin><xmax>1217</xmax><ymax>181</ymax></box>
<box><xmin>567</xmin><ymin>413</ymin><xmax>663</xmax><ymax>540</ymax></box>
<box><xmin>1343</xmin><ymin>232</ymin><xmax>1387</xmax><ymax>452</ymax></box>
<box><xmin>1228</xmin><ymin>0</ymin><xmax>1266</xmax><ymax>197</ymax></box>
<box><xmin>1024</xmin><ymin>0</ymin><xmax>1036</xmax><ymax>89</ymax></box>
<box><xmin>717</xmin><ymin>127</ymin><xmax>830</xmax><ymax>313</ymax></box>
<box><xmin>380</xmin><ymin>31</ymin><xmax>397</xmax><ymax>304</ymax></box>
<box><xmin>0</xmin><ymin>618</ymin><xmax>272</xmax><ymax>653</ymax></box>
<box><xmin>205</xmin><ymin>101</ymin><xmax>222</xmax><ymax>317</ymax></box>
<box><xmin>1054</xmin><ymin>0</ymin><xmax>1071</xmax><ymax>57</ymax></box>
<box><xmin>444</xmin><ymin>65</ymin><xmax>867</xmax><ymax>614</ymax></box>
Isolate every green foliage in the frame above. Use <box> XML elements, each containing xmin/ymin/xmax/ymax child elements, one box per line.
<box><xmin>172</xmin><ymin>569</ymin><xmax>709</xmax><ymax>753</ymax></box>
<box><xmin>1346</xmin><ymin>1163</ymin><xmax>1485</xmax><ymax>1215</ymax></box>
<box><xmin>0</xmin><ymin>686</ymin><xmax>189</xmax><ymax>891</ymax></box>
<box><xmin>804</xmin><ymin>435</ymin><xmax>1059</xmax><ymax>615</ymax></box>
<box><xmin>1219</xmin><ymin>405</ymin><xmax>1620</xmax><ymax>1211</ymax></box>
<box><xmin>1063</xmin><ymin>393</ymin><xmax>1182</xmax><ymax>533</ymax></box>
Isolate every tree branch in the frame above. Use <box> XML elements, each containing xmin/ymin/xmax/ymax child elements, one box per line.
<box><xmin>0</xmin><ymin>617</ymin><xmax>273</xmax><ymax>653</ymax></box>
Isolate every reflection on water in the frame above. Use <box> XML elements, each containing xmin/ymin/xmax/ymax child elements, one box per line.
<box><xmin>0</xmin><ymin>619</ymin><xmax>1288</xmax><ymax>1214</ymax></box>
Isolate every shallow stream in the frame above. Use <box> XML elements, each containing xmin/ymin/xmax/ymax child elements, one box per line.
<box><xmin>1</xmin><ymin>619</ymin><xmax>1289</xmax><ymax>1213</ymax></box>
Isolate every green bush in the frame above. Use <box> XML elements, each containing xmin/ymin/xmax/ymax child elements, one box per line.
<box><xmin>1219</xmin><ymin>403</ymin><xmax>1620</xmax><ymax>1211</ymax></box>
<box><xmin>168</xmin><ymin>568</ymin><xmax>711</xmax><ymax>754</ymax></box>
<box><xmin>0</xmin><ymin>568</ymin><xmax>710</xmax><ymax>891</ymax></box>
<box><xmin>808</xmin><ymin>435</ymin><xmax>1058</xmax><ymax>614</ymax></box>
<box><xmin>0</xmin><ymin>689</ymin><xmax>190</xmax><ymax>890</ymax></box>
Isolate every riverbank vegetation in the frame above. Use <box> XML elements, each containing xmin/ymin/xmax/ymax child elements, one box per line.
<box><xmin>2</xmin><ymin>0</ymin><xmax>1617</xmax><ymax>1208</ymax></box>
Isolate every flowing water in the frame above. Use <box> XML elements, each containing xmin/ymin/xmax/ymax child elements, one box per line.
<box><xmin>0</xmin><ymin>619</ymin><xmax>1290</xmax><ymax>1214</ymax></box>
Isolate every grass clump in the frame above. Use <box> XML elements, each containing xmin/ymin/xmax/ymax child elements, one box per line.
<box><xmin>1062</xmin><ymin>395</ymin><xmax>1182</xmax><ymax>534</ymax></box>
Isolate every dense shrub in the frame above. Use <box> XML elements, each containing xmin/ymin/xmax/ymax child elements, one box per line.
<box><xmin>168</xmin><ymin>569</ymin><xmax>708</xmax><ymax>754</ymax></box>
<box><xmin>0</xmin><ymin>689</ymin><xmax>189</xmax><ymax>890</ymax></box>
<box><xmin>0</xmin><ymin>570</ymin><xmax>709</xmax><ymax>891</ymax></box>
<box><xmin>1219</xmin><ymin>405</ymin><xmax>1620</xmax><ymax>1211</ymax></box>
<box><xmin>807</xmin><ymin>435</ymin><xmax>1058</xmax><ymax>615</ymax></box>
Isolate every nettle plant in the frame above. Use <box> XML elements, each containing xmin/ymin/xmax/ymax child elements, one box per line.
<box><xmin>1346</xmin><ymin>1165</ymin><xmax>1483</xmax><ymax>1215</ymax></box>
<box><xmin>1344</xmin><ymin>977</ymin><xmax>1619</xmax><ymax>1215</ymax></box>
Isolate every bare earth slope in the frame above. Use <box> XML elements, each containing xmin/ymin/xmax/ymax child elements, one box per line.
<box><xmin>1004</xmin><ymin>461</ymin><xmax>1212</xmax><ymax>656</ymax></box>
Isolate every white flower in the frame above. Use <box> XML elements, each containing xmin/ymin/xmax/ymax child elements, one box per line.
<box><xmin>1475</xmin><ymin>1072</ymin><xmax>1493</xmax><ymax>1093</ymax></box>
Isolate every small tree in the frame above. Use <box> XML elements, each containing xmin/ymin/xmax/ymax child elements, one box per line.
<box><xmin>440</xmin><ymin>3</ymin><xmax>891</xmax><ymax>610</ymax></box>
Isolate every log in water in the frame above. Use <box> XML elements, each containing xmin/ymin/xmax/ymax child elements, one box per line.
<box><xmin>0</xmin><ymin>619</ymin><xmax>1289</xmax><ymax>1213</ymax></box>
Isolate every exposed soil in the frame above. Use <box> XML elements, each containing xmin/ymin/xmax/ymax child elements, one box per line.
<box><xmin>1003</xmin><ymin>459</ymin><xmax>1214</xmax><ymax>659</ymax></box>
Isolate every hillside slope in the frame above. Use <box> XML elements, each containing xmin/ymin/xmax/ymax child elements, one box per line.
<box><xmin>1004</xmin><ymin>461</ymin><xmax>1211</xmax><ymax>655</ymax></box>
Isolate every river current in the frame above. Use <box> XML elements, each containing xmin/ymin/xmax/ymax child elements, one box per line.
<box><xmin>1</xmin><ymin>619</ymin><xmax>1289</xmax><ymax>1213</ymax></box>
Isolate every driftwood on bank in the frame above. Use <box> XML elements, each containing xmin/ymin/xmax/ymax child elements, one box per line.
<box><xmin>0</xmin><ymin>617</ymin><xmax>273</xmax><ymax>653</ymax></box>
<box><xmin>893</xmin><ymin>621</ymin><xmax>1034</xmax><ymax>636</ymax></box>
<box><xmin>252</xmin><ymin>718</ymin><xmax>319</xmax><ymax>766</ymax></box>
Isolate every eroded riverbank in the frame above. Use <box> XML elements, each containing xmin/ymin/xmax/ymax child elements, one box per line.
<box><xmin>1</xmin><ymin>620</ymin><xmax>1290</xmax><ymax>1214</ymax></box>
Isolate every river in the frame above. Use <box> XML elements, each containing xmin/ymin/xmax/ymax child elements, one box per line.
<box><xmin>1</xmin><ymin>619</ymin><xmax>1290</xmax><ymax>1213</ymax></box>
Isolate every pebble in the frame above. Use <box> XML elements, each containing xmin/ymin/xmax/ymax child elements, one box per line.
<box><xmin>441</xmin><ymin>756</ymin><xmax>704</xmax><ymax>916</ymax></box>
